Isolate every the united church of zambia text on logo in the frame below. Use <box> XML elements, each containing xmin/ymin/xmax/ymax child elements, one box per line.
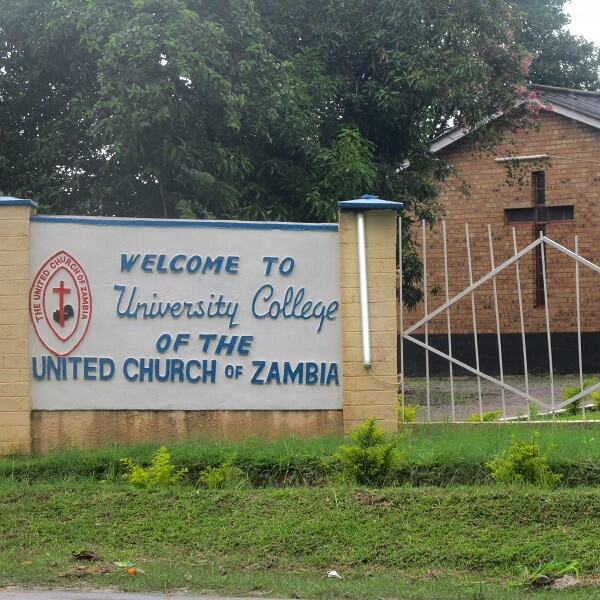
<box><xmin>29</xmin><ymin>250</ymin><xmax>92</xmax><ymax>356</ymax></box>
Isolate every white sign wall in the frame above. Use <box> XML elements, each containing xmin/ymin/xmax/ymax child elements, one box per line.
<box><xmin>29</xmin><ymin>217</ymin><xmax>342</xmax><ymax>410</ymax></box>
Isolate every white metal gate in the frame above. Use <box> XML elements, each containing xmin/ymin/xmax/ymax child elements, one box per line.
<box><xmin>399</xmin><ymin>220</ymin><xmax>600</xmax><ymax>422</ymax></box>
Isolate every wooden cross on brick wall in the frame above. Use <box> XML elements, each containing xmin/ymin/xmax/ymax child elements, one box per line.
<box><xmin>505</xmin><ymin>171</ymin><xmax>573</xmax><ymax>305</ymax></box>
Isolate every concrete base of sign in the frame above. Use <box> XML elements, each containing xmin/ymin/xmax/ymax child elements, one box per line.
<box><xmin>31</xmin><ymin>409</ymin><xmax>344</xmax><ymax>453</ymax></box>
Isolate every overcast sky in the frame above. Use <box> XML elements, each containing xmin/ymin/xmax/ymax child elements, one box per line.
<box><xmin>565</xmin><ymin>0</ymin><xmax>600</xmax><ymax>46</ymax></box>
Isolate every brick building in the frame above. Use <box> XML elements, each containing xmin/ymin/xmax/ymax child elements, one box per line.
<box><xmin>402</xmin><ymin>85</ymin><xmax>600</xmax><ymax>375</ymax></box>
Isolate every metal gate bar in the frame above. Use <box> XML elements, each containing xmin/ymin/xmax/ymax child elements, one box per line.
<box><xmin>400</xmin><ymin>222</ymin><xmax>600</xmax><ymax>421</ymax></box>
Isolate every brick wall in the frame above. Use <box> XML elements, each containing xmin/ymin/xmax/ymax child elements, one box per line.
<box><xmin>339</xmin><ymin>210</ymin><xmax>398</xmax><ymax>432</ymax></box>
<box><xmin>0</xmin><ymin>199</ymin><xmax>35</xmax><ymax>454</ymax></box>
<box><xmin>404</xmin><ymin>110</ymin><xmax>600</xmax><ymax>336</ymax></box>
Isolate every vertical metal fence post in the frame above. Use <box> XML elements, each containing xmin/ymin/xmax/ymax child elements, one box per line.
<box><xmin>399</xmin><ymin>217</ymin><xmax>406</xmax><ymax>421</ymax></box>
<box><xmin>512</xmin><ymin>228</ymin><xmax>531</xmax><ymax>419</ymax></box>
<box><xmin>575</xmin><ymin>236</ymin><xmax>585</xmax><ymax>419</ymax></box>
<box><xmin>540</xmin><ymin>232</ymin><xmax>555</xmax><ymax>413</ymax></box>
<box><xmin>422</xmin><ymin>220</ymin><xmax>431</xmax><ymax>421</ymax></box>
<box><xmin>488</xmin><ymin>224</ymin><xmax>506</xmax><ymax>419</ymax></box>
<box><xmin>442</xmin><ymin>220</ymin><xmax>456</xmax><ymax>422</ymax></box>
<box><xmin>466</xmin><ymin>224</ymin><xmax>483</xmax><ymax>421</ymax></box>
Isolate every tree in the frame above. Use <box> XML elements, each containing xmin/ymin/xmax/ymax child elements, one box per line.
<box><xmin>1</xmin><ymin>0</ymin><xmax>540</xmax><ymax>305</ymax></box>
<box><xmin>1</xmin><ymin>0</ymin><xmax>297</xmax><ymax>219</ymax></box>
<box><xmin>514</xmin><ymin>0</ymin><xmax>600</xmax><ymax>89</ymax></box>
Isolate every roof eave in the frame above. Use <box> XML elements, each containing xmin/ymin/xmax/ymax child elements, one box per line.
<box><xmin>429</xmin><ymin>101</ymin><xmax>600</xmax><ymax>155</ymax></box>
<box><xmin>547</xmin><ymin>102</ymin><xmax>600</xmax><ymax>130</ymax></box>
<box><xmin>429</xmin><ymin>127</ymin><xmax>471</xmax><ymax>153</ymax></box>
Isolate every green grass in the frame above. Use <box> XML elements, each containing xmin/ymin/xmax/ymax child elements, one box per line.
<box><xmin>399</xmin><ymin>423</ymin><xmax>600</xmax><ymax>485</ymax></box>
<box><xmin>0</xmin><ymin>435</ymin><xmax>342</xmax><ymax>486</ymax></box>
<box><xmin>5</xmin><ymin>426</ymin><xmax>600</xmax><ymax>598</ymax></box>
<box><xmin>3</xmin><ymin>482</ymin><xmax>600</xmax><ymax>598</ymax></box>
<box><xmin>529</xmin><ymin>409</ymin><xmax>600</xmax><ymax>421</ymax></box>
<box><xmin>4</xmin><ymin>423</ymin><xmax>600</xmax><ymax>486</ymax></box>
<box><xmin>402</xmin><ymin>423</ymin><xmax>600</xmax><ymax>462</ymax></box>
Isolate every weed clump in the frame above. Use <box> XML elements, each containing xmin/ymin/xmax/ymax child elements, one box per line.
<box><xmin>563</xmin><ymin>378</ymin><xmax>600</xmax><ymax>415</ymax></box>
<box><xmin>198</xmin><ymin>452</ymin><xmax>247</xmax><ymax>489</ymax></box>
<box><xmin>521</xmin><ymin>560</ymin><xmax>580</xmax><ymax>588</ymax></box>
<box><xmin>466</xmin><ymin>409</ymin><xmax>502</xmax><ymax>422</ymax></box>
<box><xmin>121</xmin><ymin>446</ymin><xmax>187</xmax><ymax>487</ymax></box>
<box><xmin>333</xmin><ymin>418</ymin><xmax>402</xmax><ymax>486</ymax></box>
<box><xmin>487</xmin><ymin>433</ymin><xmax>562</xmax><ymax>486</ymax></box>
<box><xmin>397</xmin><ymin>394</ymin><xmax>421</xmax><ymax>423</ymax></box>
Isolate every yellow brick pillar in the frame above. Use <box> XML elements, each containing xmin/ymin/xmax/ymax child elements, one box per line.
<box><xmin>0</xmin><ymin>197</ymin><xmax>37</xmax><ymax>455</ymax></box>
<box><xmin>338</xmin><ymin>197</ymin><xmax>402</xmax><ymax>433</ymax></box>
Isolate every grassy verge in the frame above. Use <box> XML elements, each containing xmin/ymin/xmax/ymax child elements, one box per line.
<box><xmin>3</xmin><ymin>482</ymin><xmax>600</xmax><ymax>598</ymax></box>
<box><xmin>3</xmin><ymin>423</ymin><xmax>600</xmax><ymax>486</ymax></box>
<box><xmin>4</xmin><ymin>423</ymin><xmax>600</xmax><ymax>598</ymax></box>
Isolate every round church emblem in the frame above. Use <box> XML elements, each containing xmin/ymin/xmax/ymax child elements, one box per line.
<box><xmin>29</xmin><ymin>250</ymin><xmax>92</xmax><ymax>356</ymax></box>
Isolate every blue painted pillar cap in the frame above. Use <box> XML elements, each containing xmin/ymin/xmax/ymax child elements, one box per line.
<box><xmin>0</xmin><ymin>196</ymin><xmax>38</xmax><ymax>208</ymax></box>
<box><xmin>337</xmin><ymin>194</ymin><xmax>403</xmax><ymax>211</ymax></box>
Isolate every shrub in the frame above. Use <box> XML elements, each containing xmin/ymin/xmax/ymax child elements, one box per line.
<box><xmin>120</xmin><ymin>446</ymin><xmax>187</xmax><ymax>487</ymax></box>
<box><xmin>487</xmin><ymin>433</ymin><xmax>562</xmax><ymax>486</ymax></box>
<box><xmin>333</xmin><ymin>418</ymin><xmax>402</xmax><ymax>486</ymax></box>
<box><xmin>528</xmin><ymin>402</ymin><xmax>540</xmax><ymax>420</ymax></box>
<box><xmin>198</xmin><ymin>452</ymin><xmax>247</xmax><ymax>489</ymax></box>
<box><xmin>563</xmin><ymin>378</ymin><xmax>600</xmax><ymax>415</ymax></box>
<box><xmin>466</xmin><ymin>410</ymin><xmax>502</xmax><ymax>423</ymax></box>
<box><xmin>397</xmin><ymin>395</ymin><xmax>421</xmax><ymax>423</ymax></box>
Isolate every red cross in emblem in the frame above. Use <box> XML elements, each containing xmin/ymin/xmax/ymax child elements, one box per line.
<box><xmin>52</xmin><ymin>280</ymin><xmax>71</xmax><ymax>327</ymax></box>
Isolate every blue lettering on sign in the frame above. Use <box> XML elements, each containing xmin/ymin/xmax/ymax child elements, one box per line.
<box><xmin>251</xmin><ymin>284</ymin><xmax>339</xmax><ymax>333</ymax></box>
<box><xmin>32</xmin><ymin>356</ymin><xmax>115</xmax><ymax>381</ymax></box>
<box><xmin>262</xmin><ymin>256</ymin><xmax>294</xmax><ymax>276</ymax></box>
<box><xmin>122</xmin><ymin>357</ymin><xmax>217</xmax><ymax>383</ymax></box>
<box><xmin>198</xmin><ymin>334</ymin><xmax>253</xmax><ymax>355</ymax></box>
<box><xmin>250</xmin><ymin>361</ymin><xmax>339</xmax><ymax>385</ymax></box>
<box><xmin>114</xmin><ymin>284</ymin><xmax>240</xmax><ymax>328</ymax></box>
<box><xmin>120</xmin><ymin>253</ymin><xmax>239</xmax><ymax>275</ymax></box>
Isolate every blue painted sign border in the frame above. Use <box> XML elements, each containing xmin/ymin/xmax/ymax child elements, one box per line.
<box><xmin>31</xmin><ymin>215</ymin><xmax>338</xmax><ymax>231</ymax></box>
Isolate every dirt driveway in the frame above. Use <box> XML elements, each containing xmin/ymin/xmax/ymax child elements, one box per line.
<box><xmin>402</xmin><ymin>373</ymin><xmax>600</xmax><ymax>421</ymax></box>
